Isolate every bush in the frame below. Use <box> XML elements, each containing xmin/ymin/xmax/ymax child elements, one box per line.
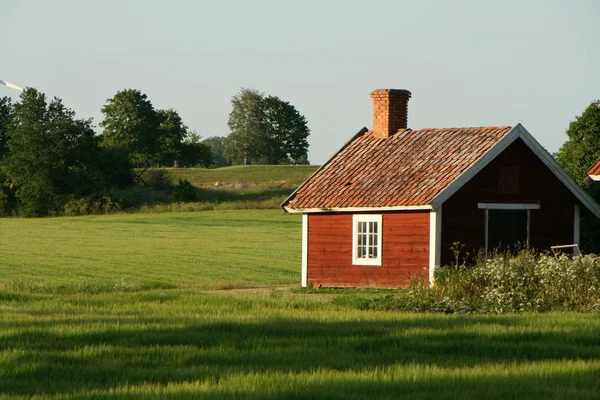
<box><xmin>172</xmin><ymin>178</ymin><xmax>197</xmax><ymax>202</ymax></box>
<box><xmin>332</xmin><ymin>251</ymin><xmax>600</xmax><ymax>314</ymax></box>
<box><xmin>0</xmin><ymin>188</ymin><xmax>14</xmax><ymax>217</ymax></box>
<box><xmin>140</xmin><ymin>169</ymin><xmax>174</xmax><ymax>190</ymax></box>
<box><xmin>63</xmin><ymin>194</ymin><xmax>121</xmax><ymax>216</ymax></box>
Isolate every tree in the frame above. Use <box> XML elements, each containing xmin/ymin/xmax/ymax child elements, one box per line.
<box><xmin>202</xmin><ymin>136</ymin><xmax>229</xmax><ymax>167</ymax></box>
<box><xmin>262</xmin><ymin>95</ymin><xmax>309</xmax><ymax>164</ymax></box>
<box><xmin>224</xmin><ymin>89</ymin><xmax>265</xmax><ymax>165</ymax></box>
<box><xmin>100</xmin><ymin>89</ymin><xmax>161</xmax><ymax>167</ymax></box>
<box><xmin>0</xmin><ymin>97</ymin><xmax>14</xmax><ymax>215</ymax></box>
<box><xmin>224</xmin><ymin>88</ymin><xmax>310</xmax><ymax>165</ymax></box>
<box><xmin>157</xmin><ymin>108</ymin><xmax>187</xmax><ymax>167</ymax></box>
<box><xmin>555</xmin><ymin>100</ymin><xmax>600</xmax><ymax>254</ymax></box>
<box><xmin>555</xmin><ymin>101</ymin><xmax>600</xmax><ymax>185</ymax></box>
<box><xmin>0</xmin><ymin>96</ymin><xmax>12</xmax><ymax>158</ymax></box>
<box><xmin>179</xmin><ymin>131</ymin><xmax>212</xmax><ymax>167</ymax></box>
<box><xmin>2</xmin><ymin>89</ymin><xmax>101</xmax><ymax>216</ymax></box>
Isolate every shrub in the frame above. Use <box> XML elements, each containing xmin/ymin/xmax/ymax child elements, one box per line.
<box><xmin>332</xmin><ymin>251</ymin><xmax>600</xmax><ymax>314</ymax></box>
<box><xmin>140</xmin><ymin>169</ymin><xmax>174</xmax><ymax>190</ymax></box>
<box><xmin>63</xmin><ymin>194</ymin><xmax>121</xmax><ymax>216</ymax></box>
<box><xmin>172</xmin><ymin>178</ymin><xmax>197</xmax><ymax>202</ymax></box>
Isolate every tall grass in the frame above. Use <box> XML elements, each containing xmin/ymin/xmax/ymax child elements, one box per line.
<box><xmin>2</xmin><ymin>290</ymin><xmax>600</xmax><ymax>399</ymax></box>
<box><xmin>335</xmin><ymin>251</ymin><xmax>600</xmax><ymax>314</ymax></box>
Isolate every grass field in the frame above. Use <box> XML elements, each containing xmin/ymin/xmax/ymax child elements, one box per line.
<box><xmin>2</xmin><ymin>210</ymin><xmax>600</xmax><ymax>399</ymax></box>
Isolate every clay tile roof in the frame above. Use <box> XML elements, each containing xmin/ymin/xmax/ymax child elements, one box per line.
<box><xmin>284</xmin><ymin>126</ymin><xmax>513</xmax><ymax>210</ymax></box>
<box><xmin>586</xmin><ymin>159</ymin><xmax>600</xmax><ymax>178</ymax></box>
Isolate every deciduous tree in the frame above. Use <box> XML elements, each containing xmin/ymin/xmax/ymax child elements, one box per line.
<box><xmin>157</xmin><ymin>108</ymin><xmax>187</xmax><ymax>167</ymax></box>
<box><xmin>2</xmin><ymin>89</ymin><xmax>101</xmax><ymax>216</ymax></box>
<box><xmin>224</xmin><ymin>88</ymin><xmax>310</xmax><ymax>165</ymax></box>
<box><xmin>202</xmin><ymin>136</ymin><xmax>228</xmax><ymax>167</ymax></box>
<box><xmin>555</xmin><ymin>101</ymin><xmax>600</xmax><ymax>185</ymax></box>
<box><xmin>262</xmin><ymin>95</ymin><xmax>309</xmax><ymax>164</ymax></box>
<box><xmin>100</xmin><ymin>89</ymin><xmax>161</xmax><ymax>167</ymax></box>
<box><xmin>224</xmin><ymin>89</ymin><xmax>264</xmax><ymax>165</ymax></box>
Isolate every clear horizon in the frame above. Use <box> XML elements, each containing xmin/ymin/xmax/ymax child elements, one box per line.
<box><xmin>2</xmin><ymin>0</ymin><xmax>598</xmax><ymax>164</ymax></box>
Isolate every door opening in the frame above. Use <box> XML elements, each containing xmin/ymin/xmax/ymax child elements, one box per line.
<box><xmin>487</xmin><ymin>209</ymin><xmax>529</xmax><ymax>253</ymax></box>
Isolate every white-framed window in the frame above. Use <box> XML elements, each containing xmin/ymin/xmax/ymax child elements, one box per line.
<box><xmin>352</xmin><ymin>214</ymin><xmax>382</xmax><ymax>266</ymax></box>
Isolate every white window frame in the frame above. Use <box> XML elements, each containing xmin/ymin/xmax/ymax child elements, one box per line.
<box><xmin>478</xmin><ymin>203</ymin><xmax>540</xmax><ymax>258</ymax></box>
<box><xmin>352</xmin><ymin>214</ymin><xmax>382</xmax><ymax>266</ymax></box>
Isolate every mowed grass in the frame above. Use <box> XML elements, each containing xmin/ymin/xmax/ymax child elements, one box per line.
<box><xmin>1</xmin><ymin>210</ymin><xmax>600</xmax><ymax>399</ymax></box>
<box><xmin>0</xmin><ymin>210</ymin><xmax>301</xmax><ymax>291</ymax></box>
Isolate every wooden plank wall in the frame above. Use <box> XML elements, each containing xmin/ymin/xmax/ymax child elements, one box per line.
<box><xmin>307</xmin><ymin>211</ymin><xmax>429</xmax><ymax>288</ymax></box>
<box><xmin>441</xmin><ymin>138</ymin><xmax>575</xmax><ymax>266</ymax></box>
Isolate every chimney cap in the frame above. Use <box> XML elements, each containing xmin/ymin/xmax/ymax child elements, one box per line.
<box><xmin>371</xmin><ymin>89</ymin><xmax>412</xmax><ymax>97</ymax></box>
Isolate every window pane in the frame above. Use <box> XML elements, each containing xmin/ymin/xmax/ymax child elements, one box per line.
<box><xmin>358</xmin><ymin>246</ymin><xmax>365</xmax><ymax>258</ymax></box>
<box><xmin>358</xmin><ymin>221</ymin><xmax>365</xmax><ymax>234</ymax></box>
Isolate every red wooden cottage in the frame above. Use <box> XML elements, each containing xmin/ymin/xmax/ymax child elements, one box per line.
<box><xmin>586</xmin><ymin>160</ymin><xmax>600</xmax><ymax>184</ymax></box>
<box><xmin>281</xmin><ymin>89</ymin><xmax>600</xmax><ymax>288</ymax></box>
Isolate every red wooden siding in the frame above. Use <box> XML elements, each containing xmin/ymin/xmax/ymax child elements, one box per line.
<box><xmin>307</xmin><ymin>212</ymin><xmax>430</xmax><ymax>288</ymax></box>
<box><xmin>441</xmin><ymin>138</ymin><xmax>576</xmax><ymax>266</ymax></box>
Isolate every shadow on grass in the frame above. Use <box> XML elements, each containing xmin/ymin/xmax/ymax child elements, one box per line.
<box><xmin>2</xmin><ymin>315</ymin><xmax>600</xmax><ymax>397</ymax></box>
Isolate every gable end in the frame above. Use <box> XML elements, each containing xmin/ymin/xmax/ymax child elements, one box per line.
<box><xmin>431</xmin><ymin>124</ymin><xmax>600</xmax><ymax>218</ymax></box>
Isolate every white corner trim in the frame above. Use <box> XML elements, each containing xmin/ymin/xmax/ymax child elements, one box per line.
<box><xmin>428</xmin><ymin>206</ymin><xmax>442</xmax><ymax>287</ymax></box>
<box><xmin>574</xmin><ymin>204</ymin><xmax>580</xmax><ymax>247</ymax></box>
<box><xmin>478</xmin><ymin>202</ymin><xmax>540</xmax><ymax>210</ymax></box>
<box><xmin>588</xmin><ymin>174</ymin><xmax>600</xmax><ymax>181</ymax></box>
<box><xmin>301</xmin><ymin>214</ymin><xmax>308</xmax><ymax>287</ymax></box>
<box><xmin>284</xmin><ymin>205</ymin><xmax>433</xmax><ymax>214</ymax></box>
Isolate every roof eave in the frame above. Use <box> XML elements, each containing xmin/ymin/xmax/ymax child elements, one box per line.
<box><xmin>283</xmin><ymin>205</ymin><xmax>433</xmax><ymax>214</ymax></box>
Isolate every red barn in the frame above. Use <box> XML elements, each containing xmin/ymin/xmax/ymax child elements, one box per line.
<box><xmin>281</xmin><ymin>89</ymin><xmax>600</xmax><ymax>288</ymax></box>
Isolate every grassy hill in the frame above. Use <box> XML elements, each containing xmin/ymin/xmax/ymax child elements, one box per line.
<box><xmin>167</xmin><ymin>164</ymin><xmax>319</xmax><ymax>186</ymax></box>
<box><xmin>125</xmin><ymin>165</ymin><xmax>319</xmax><ymax>212</ymax></box>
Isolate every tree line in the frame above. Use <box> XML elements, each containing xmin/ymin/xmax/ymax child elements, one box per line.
<box><xmin>0</xmin><ymin>87</ymin><xmax>311</xmax><ymax>216</ymax></box>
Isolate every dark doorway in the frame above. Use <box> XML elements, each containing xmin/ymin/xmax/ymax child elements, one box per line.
<box><xmin>487</xmin><ymin>209</ymin><xmax>528</xmax><ymax>253</ymax></box>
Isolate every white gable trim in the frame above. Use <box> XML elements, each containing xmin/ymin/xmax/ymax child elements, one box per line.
<box><xmin>431</xmin><ymin>124</ymin><xmax>600</xmax><ymax>219</ymax></box>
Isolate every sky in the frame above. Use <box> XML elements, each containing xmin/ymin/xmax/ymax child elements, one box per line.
<box><xmin>1</xmin><ymin>0</ymin><xmax>599</xmax><ymax>165</ymax></box>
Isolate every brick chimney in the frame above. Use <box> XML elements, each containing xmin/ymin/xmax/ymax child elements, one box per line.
<box><xmin>371</xmin><ymin>89</ymin><xmax>412</xmax><ymax>139</ymax></box>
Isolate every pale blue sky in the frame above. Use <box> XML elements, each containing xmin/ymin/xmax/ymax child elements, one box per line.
<box><xmin>1</xmin><ymin>0</ymin><xmax>598</xmax><ymax>164</ymax></box>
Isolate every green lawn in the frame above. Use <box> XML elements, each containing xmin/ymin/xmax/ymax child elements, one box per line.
<box><xmin>0</xmin><ymin>210</ymin><xmax>301</xmax><ymax>291</ymax></box>
<box><xmin>1</xmin><ymin>210</ymin><xmax>600</xmax><ymax>399</ymax></box>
